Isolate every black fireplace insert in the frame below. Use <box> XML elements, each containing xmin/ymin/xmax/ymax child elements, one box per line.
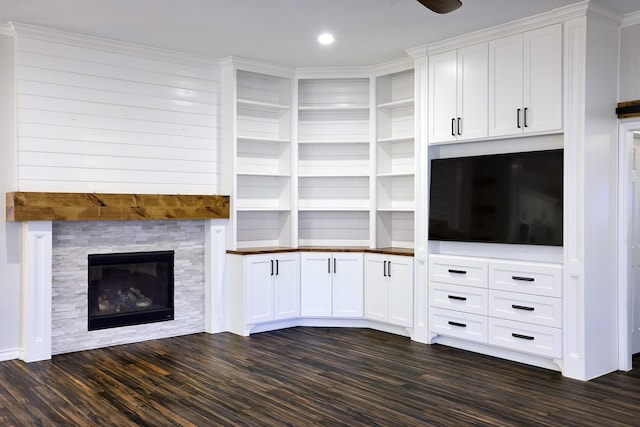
<box><xmin>88</xmin><ymin>251</ymin><xmax>174</xmax><ymax>330</ymax></box>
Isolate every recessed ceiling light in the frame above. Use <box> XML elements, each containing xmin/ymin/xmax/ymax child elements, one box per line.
<box><xmin>318</xmin><ymin>33</ymin><xmax>335</xmax><ymax>45</ymax></box>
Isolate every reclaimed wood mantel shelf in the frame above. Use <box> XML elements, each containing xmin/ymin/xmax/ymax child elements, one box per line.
<box><xmin>6</xmin><ymin>192</ymin><xmax>230</xmax><ymax>221</ymax></box>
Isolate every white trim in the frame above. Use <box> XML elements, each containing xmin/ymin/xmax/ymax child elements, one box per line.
<box><xmin>11</xmin><ymin>22</ymin><xmax>219</xmax><ymax>69</ymax></box>
<box><xmin>222</xmin><ymin>56</ymin><xmax>296</xmax><ymax>78</ymax></box>
<box><xmin>0</xmin><ymin>348</ymin><xmax>21</xmax><ymax>362</ymax></box>
<box><xmin>21</xmin><ymin>221</ymin><xmax>52</xmax><ymax>363</ymax></box>
<box><xmin>0</xmin><ymin>23</ymin><xmax>15</xmax><ymax>36</ymax></box>
<box><xmin>205</xmin><ymin>219</ymin><xmax>228</xmax><ymax>333</ymax></box>
<box><xmin>622</xmin><ymin>10</ymin><xmax>640</xmax><ymax>28</ymax></box>
<box><xmin>617</xmin><ymin>120</ymin><xmax>640</xmax><ymax>372</ymax></box>
<box><xmin>426</xmin><ymin>1</ymin><xmax>589</xmax><ymax>55</ymax></box>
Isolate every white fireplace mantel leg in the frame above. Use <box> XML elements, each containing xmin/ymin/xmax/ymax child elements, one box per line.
<box><xmin>22</xmin><ymin>221</ymin><xmax>52</xmax><ymax>362</ymax></box>
<box><xmin>205</xmin><ymin>219</ymin><xmax>227</xmax><ymax>333</ymax></box>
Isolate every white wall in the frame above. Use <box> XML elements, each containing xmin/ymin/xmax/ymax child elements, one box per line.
<box><xmin>0</xmin><ymin>24</ymin><xmax>223</xmax><ymax>359</ymax></box>
<box><xmin>620</xmin><ymin>16</ymin><xmax>640</xmax><ymax>101</ymax></box>
<box><xmin>0</xmin><ymin>31</ymin><xmax>22</xmax><ymax>361</ymax></box>
<box><xmin>13</xmin><ymin>23</ymin><xmax>221</xmax><ymax>194</ymax></box>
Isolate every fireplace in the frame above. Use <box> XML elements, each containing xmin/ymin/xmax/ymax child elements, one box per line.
<box><xmin>88</xmin><ymin>250</ymin><xmax>175</xmax><ymax>330</ymax></box>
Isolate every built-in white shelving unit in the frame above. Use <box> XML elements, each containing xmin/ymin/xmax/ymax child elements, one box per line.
<box><xmin>375</xmin><ymin>69</ymin><xmax>415</xmax><ymax>249</ymax></box>
<box><xmin>297</xmin><ymin>77</ymin><xmax>372</xmax><ymax>246</ymax></box>
<box><xmin>224</xmin><ymin>64</ymin><xmax>295</xmax><ymax>249</ymax></box>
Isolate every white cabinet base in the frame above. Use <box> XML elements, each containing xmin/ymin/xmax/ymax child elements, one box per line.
<box><xmin>431</xmin><ymin>335</ymin><xmax>563</xmax><ymax>372</ymax></box>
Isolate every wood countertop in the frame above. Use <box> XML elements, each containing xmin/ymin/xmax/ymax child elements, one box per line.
<box><xmin>227</xmin><ymin>246</ymin><xmax>414</xmax><ymax>257</ymax></box>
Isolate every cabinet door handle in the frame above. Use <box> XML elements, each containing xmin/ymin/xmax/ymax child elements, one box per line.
<box><xmin>523</xmin><ymin>107</ymin><xmax>528</xmax><ymax>127</ymax></box>
<box><xmin>328</xmin><ymin>258</ymin><xmax>331</xmax><ymax>274</ymax></box>
<box><xmin>512</xmin><ymin>304</ymin><xmax>534</xmax><ymax>311</ymax></box>
<box><xmin>512</xmin><ymin>276</ymin><xmax>534</xmax><ymax>282</ymax></box>
<box><xmin>276</xmin><ymin>259</ymin><xmax>279</xmax><ymax>276</ymax></box>
<box><xmin>451</xmin><ymin>118</ymin><xmax>456</xmax><ymax>136</ymax></box>
<box><xmin>448</xmin><ymin>321</ymin><xmax>467</xmax><ymax>328</ymax></box>
<box><xmin>387</xmin><ymin>261</ymin><xmax>391</xmax><ymax>277</ymax></box>
<box><xmin>512</xmin><ymin>333</ymin><xmax>535</xmax><ymax>341</ymax></box>
<box><xmin>457</xmin><ymin>117</ymin><xmax>461</xmax><ymax>135</ymax></box>
<box><xmin>383</xmin><ymin>260</ymin><xmax>387</xmax><ymax>277</ymax></box>
<box><xmin>448</xmin><ymin>295</ymin><xmax>467</xmax><ymax>301</ymax></box>
<box><xmin>448</xmin><ymin>269</ymin><xmax>467</xmax><ymax>275</ymax></box>
<box><xmin>334</xmin><ymin>258</ymin><xmax>336</xmax><ymax>275</ymax></box>
<box><xmin>271</xmin><ymin>260</ymin><xmax>274</xmax><ymax>276</ymax></box>
<box><xmin>517</xmin><ymin>108</ymin><xmax>521</xmax><ymax>128</ymax></box>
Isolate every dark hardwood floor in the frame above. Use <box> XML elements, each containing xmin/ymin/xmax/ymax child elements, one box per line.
<box><xmin>0</xmin><ymin>327</ymin><xmax>639</xmax><ymax>426</ymax></box>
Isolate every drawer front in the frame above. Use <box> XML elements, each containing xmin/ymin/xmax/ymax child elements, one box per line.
<box><xmin>430</xmin><ymin>283</ymin><xmax>488</xmax><ymax>316</ymax></box>
<box><xmin>430</xmin><ymin>307</ymin><xmax>488</xmax><ymax>343</ymax></box>
<box><xmin>489</xmin><ymin>318</ymin><xmax>561</xmax><ymax>359</ymax></box>
<box><xmin>429</xmin><ymin>255</ymin><xmax>488</xmax><ymax>288</ymax></box>
<box><xmin>488</xmin><ymin>290</ymin><xmax>561</xmax><ymax>328</ymax></box>
<box><xmin>489</xmin><ymin>261</ymin><xmax>562</xmax><ymax>297</ymax></box>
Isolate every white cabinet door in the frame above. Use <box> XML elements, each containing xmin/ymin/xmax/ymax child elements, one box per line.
<box><xmin>488</xmin><ymin>33</ymin><xmax>523</xmax><ymax>137</ymax></box>
<box><xmin>273</xmin><ymin>253</ymin><xmax>300</xmax><ymax>320</ymax></box>
<box><xmin>387</xmin><ymin>255</ymin><xmax>413</xmax><ymax>327</ymax></box>
<box><xmin>300</xmin><ymin>252</ymin><xmax>333</xmax><ymax>317</ymax></box>
<box><xmin>333</xmin><ymin>253</ymin><xmax>364</xmax><ymax>317</ymax></box>
<box><xmin>428</xmin><ymin>50</ymin><xmax>458</xmax><ymax>143</ymax></box>
<box><xmin>301</xmin><ymin>252</ymin><xmax>364</xmax><ymax>317</ymax></box>
<box><xmin>523</xmin><ymin>24</ymin><xmax>562</xmax><ymax>134</ymax></box>
<box><xmin>364</xmin><ymin>254</ymin><xmax>388</xmax><ymax>322</ymax></box>
<box><xmin>429</xmin><ymin>44</ymin><xmax>488</xmax><ymax>144</ymax></box>
<box><xmin>245</xmin><ymin>254</ymin><xmax>275</xmax><ymax>324</ymax></box>
<box><xmin>489</xmin><ymin>24</ymin><xmax>562</xmax><ymax>137</ymax></box>
<box><xmin>365</xmin><ymin>254</ymin><xmax>413</xmax><ymax>327</ymax></box>
<box><xmin>457</xmin><ymin>43</ymin><xmax>488</xmax><ymax>141</ymax></box>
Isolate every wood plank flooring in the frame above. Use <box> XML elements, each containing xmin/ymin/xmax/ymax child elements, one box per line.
<box><xmin>0</xmin><ymin>327</ymin><xmax>639</xmax><ymax>426</ymax></box>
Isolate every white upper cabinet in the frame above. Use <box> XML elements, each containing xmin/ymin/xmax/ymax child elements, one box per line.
<box><xmin>488</xmin><ymin>24</ymin><xmax>562</xmax><ymax>137</ymax></box>
<box><xmin>428</xmin><ymin>43</ymin><xmax>488</xmax><ymax>144</ymax></box>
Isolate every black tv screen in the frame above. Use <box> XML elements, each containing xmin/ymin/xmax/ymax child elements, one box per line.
<box><xmin>428</xmin><ymin>149</ymin><xmax>563</xmax><ymax>246</ymax></box>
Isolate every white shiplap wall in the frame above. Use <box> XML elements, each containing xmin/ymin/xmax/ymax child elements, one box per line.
<box><xmin>14</xmin><ymin>23</ymin><xmax>220</xmax><ymax>194</ymax></box>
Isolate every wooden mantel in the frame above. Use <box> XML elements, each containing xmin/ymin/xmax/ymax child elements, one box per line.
<box><xmin>6</xmin><ymin>192</ymin><xmax>230</xmax><ymax>221</ymax></box>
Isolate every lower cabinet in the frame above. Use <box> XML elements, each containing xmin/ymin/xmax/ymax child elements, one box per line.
<box><xmin>300</xmin><ymin>252</ymin><xmax>364</xmax><ymax>318</ymax></box>
<box><xmin>364</xmin><ymin>253</ymin><xmax>413</xmax><ymax>327</ymax></box>
<box><xmin>428</xmin><ymin>254</ymin><xmax>562</xmax><ymax>360</ymax></box>
<box><xmin>228</xmin><ymin>252</ymin><xmax>300</xmax><ymax>334</ymax></box>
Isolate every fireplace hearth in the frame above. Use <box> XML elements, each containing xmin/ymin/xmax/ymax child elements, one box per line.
<box><xmin>88</xmin><ymin>251</ymin><xmax>175</xmax><ymax>330</ymax></box>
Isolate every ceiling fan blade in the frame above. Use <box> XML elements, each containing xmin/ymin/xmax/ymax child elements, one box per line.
<box><xmin>416</xmin><ymin>0</ymin><xmax>462</xmax><ymax>14</ymax></box>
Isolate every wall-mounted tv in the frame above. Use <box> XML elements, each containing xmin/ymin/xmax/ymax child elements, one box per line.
<box><xmin>428</xmin><ymin>149</ymin><xmax>563</xmax><ymax>246</ymax></box>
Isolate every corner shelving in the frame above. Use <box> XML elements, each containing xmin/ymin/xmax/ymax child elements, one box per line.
<box><xmin>233</xmin><ymin>68</ymin><xmax>294</xmax><ymax>249</ymax></box>
<box><xmin>375</xmin><ymin>69</ymin><xmax>415</xmax><ymax>249</ymax></box>
<box><xmin>297</xmin><ymin>77</ymin><xmax>371</xmax><ymax>247</ymax></box>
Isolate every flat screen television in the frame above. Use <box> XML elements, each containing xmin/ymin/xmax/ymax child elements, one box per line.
<box><xmin>428</xmin><ymin>149</ymin><xmax>563</xmax><ymax>246</ymax></box>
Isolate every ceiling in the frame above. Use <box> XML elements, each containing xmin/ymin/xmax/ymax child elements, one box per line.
<box><xmin>1</xmin><ymin>0</ymin><xmax>639</xmax><ymax>67</ymax></box>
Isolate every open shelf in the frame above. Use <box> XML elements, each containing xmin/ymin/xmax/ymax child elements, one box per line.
<box><xmin>298</xmin><ymin>142</ymin><xmax>369</xmax><ymax>177</ymax></box>
<box><xmin>236</xmin><ymin>210</ymin><xmax>292</xmax><ymax>248</ymax></box>
<box><xmin>298</xmin><ymin>210</ymin><xmax>370</xmax><ymax>247</ymax></box>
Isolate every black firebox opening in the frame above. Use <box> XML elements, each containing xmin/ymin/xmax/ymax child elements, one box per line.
<box><xmin>88</xmin><ymin>250</ymin><xmax>174</xmax><ymax>331</ymax></box>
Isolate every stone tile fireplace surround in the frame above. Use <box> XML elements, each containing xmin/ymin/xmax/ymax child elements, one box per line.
<box><xmin>53</xmin><ymin>220</ymin><xmax>203</xmax><ymax>354</ymax></box>
<box><xmin>10</xmin><ymin>192</ymin><xmax>229</xmax><ymax>362</ymax></box>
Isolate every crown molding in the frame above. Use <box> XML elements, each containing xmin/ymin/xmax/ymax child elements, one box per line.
<box><xmin>622</xmin><ymin>10</ymin><xmax>640</xmax><ymax>27</ymax></box>
<box><xmin>0</xmin><ymin>22</ymin><xmax>15</xmax><ymax>37</ymax></box>
<box><xmin>221</xmin><ymin>56</ymin><xmax>295</xmax><ymax>78</ymax></box>
<box><xmin>369</xmin><ymin>56</ymin><xmax>415</xmax><ymax>76</ymax></box>
<box><xmin>586</xmin><ymin>1</ymin><xmax>624</xmax><ymax>27</ymax></box>
<box><xmin>295</xmin><ymin>65</ymin><xmax>373</xmax><ymax>79</ymax></box>
<box><xmin>404</xmin><ymin>45</ymin><xmax>427</xmax><ymax>60</ymax></box>
<box><xmin>427</xmin><ymin>1</ymin><xmax>589</xmax><ymax>55</ymax></box>
<box><xmin>11</xmin><ymin>22</ymin><xmax>219</xmax><ymax>69</ymax></box>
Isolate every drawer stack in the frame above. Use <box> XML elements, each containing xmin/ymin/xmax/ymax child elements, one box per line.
<box><xmin>429</xmin><ymin>254</ymin><xmax>562</xmax><ymax>359</ymax></box>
